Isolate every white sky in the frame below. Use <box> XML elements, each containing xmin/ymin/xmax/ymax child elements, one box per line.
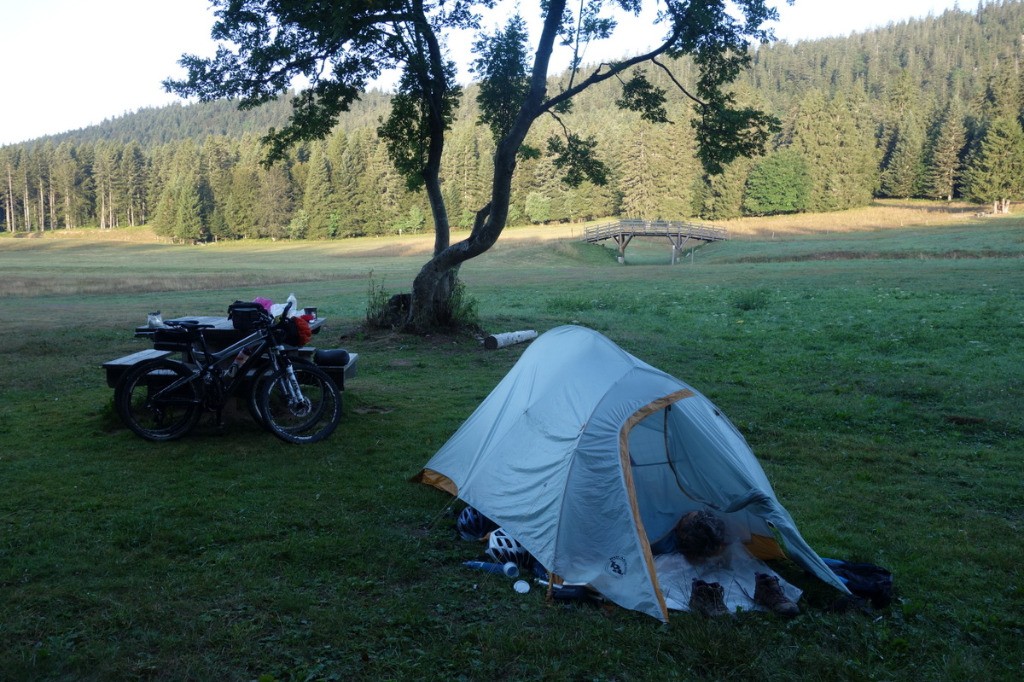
<box><xmin>0</xmin><ymin>0</ymin><xmax>966</xmax><ymax>146</ymax></box>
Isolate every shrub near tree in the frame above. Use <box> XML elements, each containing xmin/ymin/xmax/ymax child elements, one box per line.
<box><xmin>742</xmin><ymin>148</ymin><xmax>810</xmax><ymax>215</ymax></box>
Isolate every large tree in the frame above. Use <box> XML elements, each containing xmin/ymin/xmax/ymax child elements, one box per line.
<box><xmin>166</xmin><ymin>0</ymin><xmax>784</xmax><ymax>328</ymax></box>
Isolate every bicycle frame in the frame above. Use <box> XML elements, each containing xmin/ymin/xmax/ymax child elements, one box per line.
<box><xmin>147</xmin><ymin>322</ymin><xmax>293</xmax><ymax>412</ymax></box>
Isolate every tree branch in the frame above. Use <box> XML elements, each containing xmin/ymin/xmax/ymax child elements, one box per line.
<box><xmin>650</xmin><ymin>57</ymin><xmax>705</xmax><ymax>108</ymax></box>
<box><xmin>541</xmin><ymin>35</ymin><xmax>677</xmax><ymax>114</ymax></box>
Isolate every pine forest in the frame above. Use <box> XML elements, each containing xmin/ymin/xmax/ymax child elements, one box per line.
<box><xmin>3</xmin><ymin>1</ymin><xmax>1024</xmax><ymax>241</ymax></box>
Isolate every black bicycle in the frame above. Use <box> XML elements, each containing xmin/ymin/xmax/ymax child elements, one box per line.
<box><xmin>114</xmin><ymin>303</ymin><xmax>341</xmax><ymax>444</ymax></box>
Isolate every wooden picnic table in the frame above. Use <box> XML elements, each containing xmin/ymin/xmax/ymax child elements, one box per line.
<box><xmin>134</xmin><ymin>314</ymin><xmax>326</xmax><ymax>348</ymax></box>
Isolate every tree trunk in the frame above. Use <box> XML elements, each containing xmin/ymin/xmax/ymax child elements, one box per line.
<box><xmin>38</xmin><ymin>178</ymin><xmax>45</xmax><ymax>231</ymax></box>
<box><xmin>49</xmin><ymin>180</ymin><xmax>56</xmax><ymax>229</ymax></box>
<box><xmin>4</xmin><ymin>165</ymin><xmax>14</xmax><ymax>232</ymax></box>
<box><xmin>409</xmin><ymin>261</ymin><xmax>460</xmax><ymax>329</ymax></box>
<box><xmin>406</xmin><ymin>0</ymin><xmax>565</xmax><ymax>330</ymax></box>
<box><xmin>23</xmin><ymin>178</ymin><xmax>31</xmax><ymax>231</ymax></box>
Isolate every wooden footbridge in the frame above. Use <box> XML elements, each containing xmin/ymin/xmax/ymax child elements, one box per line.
<box><xmin>582</xmin><ymin>219</ymin><xmax>728</xmax><ymax>264</ymax></box>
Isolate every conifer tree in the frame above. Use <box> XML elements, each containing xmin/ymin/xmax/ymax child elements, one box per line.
<box><xmin>153</xmin><ymin>143</ymin><xmax>211</xmax><ymax>241</ymax></box>
<box><xmin>614</xmin><ymin>125</ymin><xmax>654</xmax><ymax>219</ymax></box>
<box><xmin>302</xmin><ymin>143</ymin><xmax>338</xmax><ymax>238</ymax></box>
<box><xmin>698</xmin><ymin>156</ymin><xmax>753</xmax><ymax>220</ymax></box>
<box><xmin>524</xmin><ymin>140</ymin><xmax>570</xmax><ymax>223</ymax></box>
<box><xmin>980</xmin><ymin>62</ymin><xmax>1023</xmax><ymax>123</ymax></box>
<box><xmin>174</xmin><ymin>175</ymin><xmax>208</xmax><ymax>243</ymax></box>
<box><xmin>226</xmin><ymin>154</ymin><xmax>263</xmax><ymax>238</ymax></box>
<box><xmin>150</xmin><ymin>182</ymin><xmax>177</xmax><ymax>237</ymax></box>
<box><xmin>1</xmin><ymin>148</ymin><xmax>17</xmax><ymax>232</ymax></box>
<box><xmin>785</xmin><ymin>89</ymin><xmax>877</xmax><ymax>212</ymax></box>
<box><xmin>92</xmin><ymin>142</ymin><xmax>118</xmax><ymax>229</ymax></box>
<box><xmin>922</xmin><ymin>101</ymin><xmax>967</xmax><ymax>201</ymax></box>
<box><xmin>52</xmin><ymin>142</ymin><xmax>84</xmax><ymax>229</ymax></box>
<box><xmin>146</xmin><ymin>145</ymin><xmax>175</xmax><ymax>228</ymax></box>
<box><xmin>120</xmin><ymin>142</ymin><xmax>148</xmax><ymax>227</ymax></box>
<box><xmin>880</xmin><ymin>112</ymin><xmax>926</xmax><ymax>198</ymax></box>
<box><xmin>201</xmin><ymin>138</ymin><xmax>237</xmax><ymax>238</ymax></box>
<box><xmin>963</xmin><ymin>115</ymin><xmax>1024</xmax><ymax>213</ymax></box>
<box><xmin>363</xmin><ymin>139</ymin><xmax>406</xmax><ymax>234</ymax></box>
<box><xmin>258</xmin><ymin>162</ymin><xmax>295</xmax><ymax>239</ymax></box>
<box><xmin>613</xmin><ymin>111</ymin><xmax>698</xmax><ymax>220</ymax></box>
<box><xmin>441</xmin><ymin>126</ymin><xmax>492</xmax><ymax>229</ymax></box>
<box><xmin>564</xmin><ymin>178</ymin><xmax>616</xmax><ymax>222</ymax></box>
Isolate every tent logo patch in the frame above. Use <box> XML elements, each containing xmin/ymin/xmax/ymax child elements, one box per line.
<box><xmin>607</xmin><ymin>555</ymin><xmax>628</xmax><ymax>578</ymax></box>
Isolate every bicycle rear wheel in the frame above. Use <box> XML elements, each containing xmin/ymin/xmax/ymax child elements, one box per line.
<box><xmin>257</xmin><ymin>363</ymin><xmax>341</xmax><ymax>444</ymax></box>
<box><xmin>115</xmin><ymin>359</ymin><xmax>201</xmax><ymax>441</ymax></box>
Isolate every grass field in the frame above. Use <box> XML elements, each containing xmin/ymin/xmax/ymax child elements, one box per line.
<box><xmin>1</xmin><ymin>206</ymin><xmax>1022</xmax><ymax>681</ymax></box>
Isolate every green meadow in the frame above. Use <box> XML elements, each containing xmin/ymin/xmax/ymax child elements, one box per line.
<box><xmin>0</xmin><ymin>214</ymin><xmax>1021</xmax><ymax>681</ymax></box>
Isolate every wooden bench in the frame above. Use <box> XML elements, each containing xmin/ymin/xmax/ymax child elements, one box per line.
<box><xmin>101</xmin><ymin>349</ymin><xmax>173</xmax><ymax>387</ymax></box>
<box><xmin>272</xmin><ymin>347</ymin><xmax>358</xmax><ymax>389</ymax></box>
<box><xmin>319</xmin><ymin>352</ymin><xmax>359</xmax><ymax>390</ymax></box>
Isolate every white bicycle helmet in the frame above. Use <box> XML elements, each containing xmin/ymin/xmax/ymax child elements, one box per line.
<box><xmin>486</xmin><ymin>528</ymin><xmax>533</xmax><ymax>568</ymax></box>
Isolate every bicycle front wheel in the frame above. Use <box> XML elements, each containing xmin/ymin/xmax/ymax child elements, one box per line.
<box><xmin>257</xmin><ymin>363</ymin><xmax>341</xmax><ymax>444</ymax></box>
<box><xmin>246</xmin><ymin>358</ymin><xmax>317</xmax><ymax>428</ymax></box>
<box><xmin>115</xmin><ymin>359</ymin><xmax>201</xmax><ymax>441</ymax></box>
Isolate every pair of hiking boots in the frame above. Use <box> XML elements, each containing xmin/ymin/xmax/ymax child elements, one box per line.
<box><xmin>689</xmin><ymin>573</ymin><xmax>800</xmax><ymax>618</ymax></box>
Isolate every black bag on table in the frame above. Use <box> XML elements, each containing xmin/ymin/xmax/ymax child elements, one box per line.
<box><xmin>228</xmin><ymin>301</ymin><xmax>271</xmax><ymax>331</ymax></box>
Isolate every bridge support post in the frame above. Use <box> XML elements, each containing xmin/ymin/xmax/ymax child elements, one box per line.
<box><xmin>613</xmin><ymin>234</ymin><xmax>633</xmax><ymax>264</ymax></box>
<box><xmin>668</xmin><ymin>234</ymin><xmax>690</xmax><ymax>265</ymax></box>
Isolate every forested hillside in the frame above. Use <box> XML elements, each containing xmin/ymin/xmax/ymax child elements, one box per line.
<box><xmin>3</xmin><ymin>1</ymin><xmax>1023</xmax><ymax>241</ymax></box>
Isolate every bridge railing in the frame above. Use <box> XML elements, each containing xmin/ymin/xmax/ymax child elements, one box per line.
<box><xmin>583</xmin><ymin>219</ymin><xmax>727</xmax><ymax>243</ymax></box>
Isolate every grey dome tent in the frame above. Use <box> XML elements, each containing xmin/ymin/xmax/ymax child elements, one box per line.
<box><xmin>417</xmin><ymin>325</ymin><xmax>848</xmax><ymax>621</ymax></box>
